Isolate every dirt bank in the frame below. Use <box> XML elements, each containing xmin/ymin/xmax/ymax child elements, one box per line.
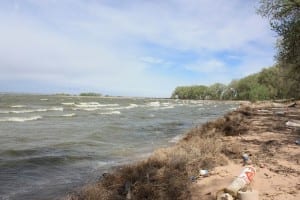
<box><xmin>67</xmin><ymin>101</ymin><xmax>300</xmax><ymax>200</ymax></box>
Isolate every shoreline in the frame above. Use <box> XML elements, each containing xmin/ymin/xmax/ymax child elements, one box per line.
<box><xmin>67</xmin><ymin>101</ymin><xmax>300</xmax><ymax>200</ymax></box>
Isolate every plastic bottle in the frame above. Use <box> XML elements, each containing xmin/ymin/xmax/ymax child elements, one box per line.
<box><xmin>225</xmin><ymin>166</ymin><xmax>256</xmax><ymax>197</ymax></box>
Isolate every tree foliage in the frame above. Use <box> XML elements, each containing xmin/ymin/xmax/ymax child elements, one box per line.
<box><xmin>171</xmin><ymin>66</ymin><xmax>286</xmax><ymax>101</ymax></box>
<box><xmin>258</xmin><ymin>0</ymin><xmax>300</xmax><ymax>98</ymax></box>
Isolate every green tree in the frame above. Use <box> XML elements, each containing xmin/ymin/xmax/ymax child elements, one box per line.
<box><xmin>258</xmin><ymin>0</ymin><xmax>300</xmax><ymax>98</ymax></box>
<box><xmin>249</xmin><ymin>83</ymin><xmax>271</xmax><ymax>101</ymax></box>
<box><xmin>208</xmin><ymin>83</ymin><xmax>227</xmax><ymax>100</ymax></box>
<box><xmin>257</xmin><ymin>66</ymin><xmax>280</xmax><ymax>98</ymax></box>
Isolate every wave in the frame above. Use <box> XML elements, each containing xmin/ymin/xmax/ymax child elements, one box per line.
<box><xmin>147</xmin><ymin>101</ymin><xmax>160</xmax><ymax>107</ymax></box>
<box><xmin>96</xmin><ymin>160</ymin><xmax>117</xmax><ymax>168</ymax></box>
<box><xmin>168</xmin><ymin>134</ymin><xmax>184</xmax><ymax>143</ymax></box>
<box><xmin>153</xmin><ymin>105</ymin><xmax>175</xmax><ymax>110</ymax></box>
<box><xmin>72</xmin><ymin>107</ymin><xmax>99</xmax><ymax>111</ymax></box>
<box><xmin>72</xmin><ymin>102</ymin><xmax>120</xmax><ymax>111</ymax></box>
<box><xmin>146</xmin><ymin>102</ymin><xmax>175</xmax><ymax>110</ymax></box>
<box><xmin>10</xmin><ymin>105</ymin><xmax>26</xmax><ymax>108</ymax></box>
<box><xmin>49</xmin><ymin>107</ymin><xmax>64</xmax><ymax>111</ymax></box>
<box><xmin>73</xmin><ymin>102</ymin><xmax>138</xmax><ymax>112</ymax></box>
<box><xmin>61</xmin><ymin>102</ymin><xmax>76</xmax><ymax>106</ymax></box>
<box><xmin>61</xmin><ymin>113</ymin><xmax>76</xmax><ymax>117</ymax></box>
<box><xmin>104</xmin><ymin>104</ymin><xmax>139</xmax><ymax>111</ymax></box>
<box><xmin>0</xmin><ymin>116</ymin><xmax>42</xmax><ymax>122</ymax></box>
<box><xmin>99</xmin><ymin>111</ymin><xmax>121</xmax><ymax>115</ymax></box>
<box><xmin>75</xmin><ymin>102</ymin><xmax>119</xmax><ymax>108</ymax></box>
<box><xmin>126</xmin><ymin>104</ymin><xmax>138</xmax><ymax>109</ymax></box>
<box><xmin>10</xmin><ymin>109</ymin><xmax>47</xmax><ymax>113</ymax></box>
<box><xmin>1</xmin><ymin>107</ymin><xmax>64</xmax><ymax>114</ymax></box>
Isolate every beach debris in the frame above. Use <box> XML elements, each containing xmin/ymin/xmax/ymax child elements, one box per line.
<box><xmin>286</xmin><ymin>121</ymin><xmax>300</xmax><ymax>128</ymax></box>
<box><xmin>190</xmin><ymin>176</ymin><xmax>198</xmax><ymax>182</ymax></box>
<box><xmin>242</xmin><ymin>153</ymin><xmax>252</xmax><ymax>165</ymax></box>
<box><xmin>199</xmin><ymin>169</ymin><xmax>209</xmax><ymax>177</ymax></box>
<box><xmin>216</xmin><ymin>191</ymin><xmax>234</xmax><ymax>200</ymax></box>
<box><xmin>224</xmin><ymin>166</ymin><xmax>256</xmax><ymax>197</ymax></box>
<box><xmin>190</xmin><ymin>169</ymin><xmax>210</xmax><ymax>182</ymax></box>
<box><xmin>238</xmin><ymin>190</ymin><xmax>259</xmax><ymax>200</ymax></box>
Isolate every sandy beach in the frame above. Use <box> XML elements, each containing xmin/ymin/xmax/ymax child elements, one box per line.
<box><xmin>190</xmin><ymin>101</ymin><xmax>300</xmax><ymax>200</ymax></box>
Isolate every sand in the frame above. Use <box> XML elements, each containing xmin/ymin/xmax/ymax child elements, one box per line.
<box><xmin>190</xmin><ymin>101</ymin><xmax>300</xmax><ymax>200</ymax></box>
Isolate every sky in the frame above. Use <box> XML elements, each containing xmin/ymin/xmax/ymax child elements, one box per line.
<box><xmin>0</xmin><ymin>0</ymin><xmax>276</xmax><ymax>97</ymax></box>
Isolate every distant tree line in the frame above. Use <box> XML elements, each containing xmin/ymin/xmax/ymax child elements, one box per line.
<box><xmin>171</xmin><ymin>65</ymin><xmax>297</xmax><ymax>101</ymax></box>
<box><xmin>79</xmin><ymin>92</ymin><xmax>102</xmax><ymax>96</ymax></box>
<box><xmin>172</xmin><ymin>0</ymin><xmax>299</xmax><ymax>101</ymax></box>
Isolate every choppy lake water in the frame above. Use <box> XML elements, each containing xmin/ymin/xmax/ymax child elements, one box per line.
<box><xmin>0</xmin><ymin>94</ymin><xmax>238</xmax><ymax>200</ymax></box>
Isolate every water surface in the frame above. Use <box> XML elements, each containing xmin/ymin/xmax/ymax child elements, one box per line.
<box><xmin>0</xmin><ymin>94</ymin><xmax>238</xmax><ymax>199</ymax></box>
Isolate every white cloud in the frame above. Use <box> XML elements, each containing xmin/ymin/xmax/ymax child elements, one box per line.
<box><xmin>140</xmin><ymin>56</ymin><xmax>164</xmax><ymax>64</ymax></box>
<box><xmin>185</xmin><ymin>59</ymin><xmax>226</xmax><ymax>73</ymax></box>
<box><xmin>0</xmin><ymin>0</ymin><xmax>276</xmax><ymax>97</ymax></box>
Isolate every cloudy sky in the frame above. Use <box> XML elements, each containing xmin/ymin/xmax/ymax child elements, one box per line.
<box><xmin>0</xmin><ymin>0</ymin><xmax>276</xmax><ymax>97</ymax></box>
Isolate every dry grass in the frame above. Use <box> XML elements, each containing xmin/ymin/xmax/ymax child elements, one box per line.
<box><xmin>67</xmin><ymin>108</ymin><xmax>252</xmax><ymax>200</ymax></box>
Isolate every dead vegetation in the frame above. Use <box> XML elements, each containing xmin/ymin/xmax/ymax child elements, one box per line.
<box><xmin>67</xmin><ymin>102</ymin><xmax>300</xmax><ymax>200</ymax></box>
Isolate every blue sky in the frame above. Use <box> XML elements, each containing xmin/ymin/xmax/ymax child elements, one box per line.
<box><xmin>0</xmin><ymin>0</ymin><xmax>276</xmax><ymax>97</ymax></box>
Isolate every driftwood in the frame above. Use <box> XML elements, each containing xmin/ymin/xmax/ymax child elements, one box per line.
<box><xmin>287</xmin><ymin>102</ymin><xmax>297</xmax><ymax>108</ymax></box>
<box><xmin>273</xmin><ymin>98</ymin><xmax>295</xmax><ymax>103</ymax></box>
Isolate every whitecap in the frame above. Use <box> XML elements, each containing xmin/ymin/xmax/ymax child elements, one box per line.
<box><xmin>74</xmin><ymin>102</ymin><xmax>100</xmax><ymax>108</ymax></box>
<box><xmin>95</xmin><ymin>160</ymin><xmax>116</xmax><ymax>168</ymax></box>
<box><xmin>49</xmin><ymin>107</ymin><xmax>64</xmax><ymax>111</ymax></box>
<box><xmin>99</xmin><ymin>111</ymin><xmax>121</xmax><ymax>115</ymax></box>
<box><xmin>40</xmin><ymin>98</ymin><xmax>48</xmax><ymax>101</ymax></box>
<box><xmin>168</xmin><ymin>134</ymin><xmax>184</xmax><ymax>143</ymax></box>
<box><xmin>62</xmin><ymin>113</ymin><xmax>76</xmax><ymax>117</ymax></box>
<box><xmin>10</xmin><ymin>109</ymin><xmax>47</xmax><ymax>113</ymax></box>
<box><xmin>147</xmin><ymin>101</ymin><xmax>160</xmax><ymax>107</ymax></box>
<box><xmin>61</xmin><ymin>102</ymin><xmax>76</xmax><ymax>106</ymax></box>
<box><xmin>75</xmin><ymin>102</ymin><xmax>119</xmax><ymax>109</ymax></box>
<box><xmin>125</xmin><ymin>104</ymin><xmax>138</xmax><ymax>109</ymax></box>
<box><xmin>104</xmin><ymin>104</ymin><xmax>138</xmax><ymax>111</ymax></box>
<box><xmin>10</xmin><ymin>105</ymin><xmax>26</xmax><ymax>108</ymax></box>
<box><xmin>0</xmin><ymin>116</ymin><xmax>42</xmax><ymax>122</ymax></box>
<box><xmin>7</xmin><ymin>107</ymin><xmax>63</xmax><ymax>114</ymax></box>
